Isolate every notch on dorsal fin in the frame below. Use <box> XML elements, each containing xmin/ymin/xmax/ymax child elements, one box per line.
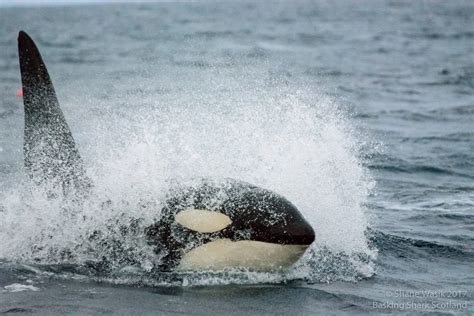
<box><xmin>18</xmin><ymin>31</ymin><xmax>91</xmax><ymax>199</ymax></box>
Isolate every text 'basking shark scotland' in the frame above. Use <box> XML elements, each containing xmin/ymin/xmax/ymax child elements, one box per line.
<box><xmin>17</xmin><ymin>30</ymin><xmax>315</xmax><ymax>272</ymax></box>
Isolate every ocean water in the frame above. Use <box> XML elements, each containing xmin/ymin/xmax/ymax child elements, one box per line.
<box><xmin>0</xmin><ymin>1</ymin><xmax>473</xmax><ymax>314</ymax></box>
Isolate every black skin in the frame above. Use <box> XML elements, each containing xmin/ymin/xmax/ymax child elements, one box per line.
<box><xmin>18</xmin><ymin>31</ymin><xmax>91</xmax><ymax>200</ymax></box>
<box><xmin>146</xmin><ymin>178</ymin><xmax>315</xmax><ymax>271</ymax></box>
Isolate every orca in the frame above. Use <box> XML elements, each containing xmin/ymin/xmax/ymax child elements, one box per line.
<box><xmin>17</xmin><ymin>31</ymin><xmax>315</xmax><ymax>272</ymax></box>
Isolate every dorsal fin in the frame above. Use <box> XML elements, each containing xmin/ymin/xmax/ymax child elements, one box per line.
<box><xmin>18</xmin><ymin>31</ymin><xmax>91</xmax><ymax>199</ymax></box>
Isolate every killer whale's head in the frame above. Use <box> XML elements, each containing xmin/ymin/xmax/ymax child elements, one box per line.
<box><xmin>146</xmin><ymin>179</ymin><xmax>315</xmax><ymax>271</ymax></box>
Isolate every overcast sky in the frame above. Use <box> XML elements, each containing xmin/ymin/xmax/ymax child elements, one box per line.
<box><xmin>0</xmin><ymin>0</ymin><xmax>176</xmax><ymax>6</ymax></box>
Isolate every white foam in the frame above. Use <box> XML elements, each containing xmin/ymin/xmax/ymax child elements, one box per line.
<box><xmin>3</xmin><ymin>283</ymin><xmax>40</xmax><ymax>292</ymax></box>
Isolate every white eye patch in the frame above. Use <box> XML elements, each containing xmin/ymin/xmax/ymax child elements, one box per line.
<box><xmin>175</xmin><ymin>208</ymin><xmax>232</xmax><ymax>233</ymax></box>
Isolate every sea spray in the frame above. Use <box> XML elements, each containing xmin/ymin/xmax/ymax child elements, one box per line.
<box><xmin>0</xmin><ymin>73</ymin><xmax>376</xmax><ymax>284</ymax></box>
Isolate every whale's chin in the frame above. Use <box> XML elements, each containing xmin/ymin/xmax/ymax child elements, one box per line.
<box><xmin>177</xmin><ymin>239</ymin><xmax>309</xmax><ymax>272</ymax></box>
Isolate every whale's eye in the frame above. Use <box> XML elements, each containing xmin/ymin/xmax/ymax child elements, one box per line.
<box><xmin>175</xmin><ymin>209</ymin><xmax>232</xmax><ymax>233</ymax></box>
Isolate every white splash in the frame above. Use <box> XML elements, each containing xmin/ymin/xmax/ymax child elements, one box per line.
<box><xmin>0</xmin><ymin>72</ymin><xmax>376</xmax><ymax>284</ymax></box>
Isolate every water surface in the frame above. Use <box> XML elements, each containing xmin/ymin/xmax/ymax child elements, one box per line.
<box><xmin>0</xmin><ymin>1</ymin><xmax>473</xmax><ymax>314</ymax></box>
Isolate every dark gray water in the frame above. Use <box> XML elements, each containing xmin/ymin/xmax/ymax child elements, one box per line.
<box><xmin>0</xmin><ymin>1</ymin><xmax>473</xmax><ymax>314</ymax></box>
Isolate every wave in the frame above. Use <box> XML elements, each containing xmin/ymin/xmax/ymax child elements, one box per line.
<box><xmin>379</xmin><ymin>108</ymin><xmax>474</xmax><ymax>122</ymax></box>
<box><xmin>367</xmin><ymin>153</ymin><xmax>474</xmax><ymax>179</ymax></box>
<box><xmin>409</xmin><ymin>31</ymin><xmax>474</xmax><ymax>40</ymax></box>
<box><xmin>368</xmin><ymin>229</ymin><xmax>473</xmax><ymax>259</ymax></box>
<box><xmin>401</xmin><ymin>132</ymin><xmax>474</xmax><ymax>143</ymax></box>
